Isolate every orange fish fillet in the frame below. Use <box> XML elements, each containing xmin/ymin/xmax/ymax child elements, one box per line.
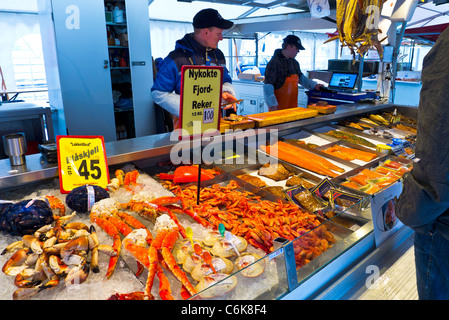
<box><xmin>261</xmin><ymin>142</ymin><xmax>344</xmax><ymax>177</ymax></box>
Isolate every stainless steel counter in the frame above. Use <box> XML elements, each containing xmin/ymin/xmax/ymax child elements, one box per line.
<box><xmin>0</xmin><ymin>102</ymin><xmax>414</xmax><ymax>300</ymax></box>
<box><xmin>0</xmin><ymin>132</ymin><xmax>176</xmax><ymax>191</ymax></box>
<box><xmin>0</xmin><ymin>102</ymin><xmax>397</xmax><ymax>191</ymax></box>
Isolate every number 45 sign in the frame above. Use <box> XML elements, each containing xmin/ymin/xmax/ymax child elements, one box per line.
<box><xmin>57</xmin><ymin>135</ymin><xmax>110</xmax><ymax>193</ymax></box>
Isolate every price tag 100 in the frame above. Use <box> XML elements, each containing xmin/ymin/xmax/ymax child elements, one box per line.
<box><xmin>57</xmin><ymin>135</ymin><xmax>110</xmax><ymax>193</ymax></box>
<box><xmin>203</xmin><ymin>108</ymin><xmax>215</xmax><ymax>124</ymax></box>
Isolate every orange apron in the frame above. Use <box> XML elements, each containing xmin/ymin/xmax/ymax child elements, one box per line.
<box><xmin>274</xmin><ymin>74</ymin><xmax>299</xmax><ymax>110</ymax></box>
<box><xmin>172</xmin><ymin>116</ymin><xmax>180</xmax><ymax>130</ymax></box>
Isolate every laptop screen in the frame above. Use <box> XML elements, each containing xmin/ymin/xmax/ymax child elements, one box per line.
<box><xmin>328</xmin><ymin>73</ymin><xmax>358</xmax><ymax>90</ymax></box>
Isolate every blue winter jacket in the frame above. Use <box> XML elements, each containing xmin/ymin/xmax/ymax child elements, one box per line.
<box><xmin>152</xmin><ymin>33</ymin><xmax>232</xmax><ymax>95</ymax></box>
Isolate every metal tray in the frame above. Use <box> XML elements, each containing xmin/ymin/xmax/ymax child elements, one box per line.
<box><xmin>308</xmin><ymin>124</ymin><xmax>391</xmax><ymax>148</ymax></box>
<box><xmin>280</xmin><ymin>136</ymin><xmax>359</xmax><ymax>170</ymax></box>
<box><xmin>314</xmin><ymin>140</ymin><xmax>387</xmax><ymax>166</ymax></box>
<box><xmin>228</xmin><ymin>161</ymin><xmax>321</xmax><ymax>192</ymax></box>
<box><xmin>331</xmin><ymin>155</ymin><xmax>412</xmax><ymax>196</ymax></box>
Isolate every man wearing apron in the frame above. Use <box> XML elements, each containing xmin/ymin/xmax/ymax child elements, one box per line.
<box><xmin>152</xmin><ymin>8</ymin><xmax>238</xmax><ymax>130</ymax></box>
<box><xmin>263</xmin><ymin>35</ymin><xmax>323</xmax><ymax>111</ymax></box>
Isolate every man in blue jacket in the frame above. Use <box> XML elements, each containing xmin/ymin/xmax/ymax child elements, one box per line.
<box><xmin>396</xmin><ymin>26</ymin><xmax>449</xmax><ymax>300</ymax></box>
<box><xmin>152</xmin><ymin>8</ymin><xmax>237</xmax><ymax>129</ymax></box>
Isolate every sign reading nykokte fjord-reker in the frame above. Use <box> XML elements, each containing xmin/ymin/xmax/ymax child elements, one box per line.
<box><xmin>179</xmin><ymin>66</ymin><xmax>223</xmax><ymax>140</ymax></box>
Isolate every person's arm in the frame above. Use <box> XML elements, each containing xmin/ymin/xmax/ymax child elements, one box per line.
<box><xmin>151</xmin><ymin>57</ymin><xmax>181</xmax><ymax>116</ymax></box>
<box><xmin>151</xmin><ymin>90</ymin><xmax>181</xmax><ymax>117</ymax></box>
<box><xmin>222</xmin><ymin>81</ymin><xmax>235</xmax><ymax>97</ymax></box>
<box><xmin>222</xmin><ymin>82</ymin><xmax>237</xmax><ymax>112</ymax></box>
<box><xmin>298</xmin><ymin>74</ymin><xmax>318</xmax><ymax>90</ymax></box>
<box><xmin>263</xmin><ymin>61</ymin><xmax>279</xmax><ymax>110</ymax></box>
<box><xmin>263</xmin><ymin>83</ymin><xmax>278</xmax><ymax>110</ymax></box>
<box><xmin>396</xmin><ymin>28</ymin><xmax>449</xmax><ymax>230</ymax></box>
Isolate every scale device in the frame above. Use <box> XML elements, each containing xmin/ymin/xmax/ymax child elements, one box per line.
<box><xmin>328</xmin><ymin>72</ymin><xmax>359</xmax><ymax>92</ymax></box>
<box><xmin>308</xmin><ymin>72</ymin><xmax>377</xmax><ymax>105</ymax></box>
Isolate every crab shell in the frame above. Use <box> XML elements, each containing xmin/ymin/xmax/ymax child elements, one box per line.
<box><xmin>194</xmin><ymin>273</ymin><xmax>238</xmax><ymax>299</ymax></box>
<box><xmin>235</xmin><ymin>253</ymin><xmax>266</xmax><ymax>278</ymax></box>
<box><xmin>210</xmin><ymin>235</ymin><xmax>247</xmax><ymax>258</ymax></box>
<box><xmin>173</xmin><ymin>239</ymin><xmax>203</xmax><ymax>265</ymax></box>
<box><xmin>191</xmin><ymin>256</ymin><xmax>234</xmax><ymax>282</ymax></box>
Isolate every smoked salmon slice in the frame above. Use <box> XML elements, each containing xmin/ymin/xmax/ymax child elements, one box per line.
<box><xmin>260</xmin><ymin>141</ymin><xmax>345</xmax><ymax>177</ymax></box>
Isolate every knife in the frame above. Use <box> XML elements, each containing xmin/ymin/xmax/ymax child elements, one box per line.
<box><xmin>220</xmin><ymin>99</ymin><xmax>244</xmax><ymax>107</ymax></box>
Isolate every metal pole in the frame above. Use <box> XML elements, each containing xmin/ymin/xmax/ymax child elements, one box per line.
<box><xmin>357</xmin><ymin>53</ymin><xmax>364</xmax><ymax>92</ymax></box>
<box><xmin>391</xmin><ymin>21</ymin><xmax>407</xmax><ymax>103</ymax></box>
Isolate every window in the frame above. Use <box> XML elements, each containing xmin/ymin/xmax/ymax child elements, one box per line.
<box><xmin>296</xmin><ymin>42</ymin><xmax>313</xmax><ymax>74</ymax></box>
<box><xmin>12</xmin><ymin>33</ymin><xmax>48</xmax><ymax>102</ymax></box>
<box><xmin>316</xmin><ymin>38</ymin><xmax>337</xmax><ymax>70</ymax></box>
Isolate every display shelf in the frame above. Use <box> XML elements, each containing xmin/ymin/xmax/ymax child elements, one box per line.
<box><xmin>0</xmin><ymin>103</ymin><xmax>417</xmax><ymax>300</ymax></box>
<box><xmin>38</xmin><ymin>0</ymin><xmax>156</xmax><ymax>141</ymax></box>
<box><xmin>106</xmin><ymin>22</ymin><xmax>127</xmax><ymax>26</ymax></box>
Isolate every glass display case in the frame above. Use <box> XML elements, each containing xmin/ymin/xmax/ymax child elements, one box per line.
<box><xmin>0</xmin><ymin>103</ymin><xmax>417</xmax><ymax>300</ymax></box>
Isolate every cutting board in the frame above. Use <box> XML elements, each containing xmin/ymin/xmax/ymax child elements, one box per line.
<box><xmin>247</xmin><ymin>107</ymin><xmax>318</xmax><ymax>127</ymax></box>
<box><xmin>220</xmin><ymin>118</ymin><xmax>256</xmax><ymax>133</ymax></box>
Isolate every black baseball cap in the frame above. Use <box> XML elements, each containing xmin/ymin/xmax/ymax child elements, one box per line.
<box><xmin>193</xmin><ymin>8</ymin><xmax>234</xmax><ymax>30</ymax></box>
<box><xmin>283</xmin><ymin>35</ymin><xmax>305</xmax><ymax>50</ymax></box>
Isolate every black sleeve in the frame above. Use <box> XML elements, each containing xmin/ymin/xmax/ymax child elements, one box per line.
<box><xmin>396</xmin><ymin>27</ymin><xmax>449</xmax><ymax>229</ymax></box>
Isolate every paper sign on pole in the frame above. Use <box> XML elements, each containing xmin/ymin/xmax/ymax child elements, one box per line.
<box><xmin>307</xmin><ymin>0</ymin><xmax>331</xmax><ymax>18</ymax></box>
<box><xmin>179</xmin><ymin>66</ymin><xmax>223</xmax><ymax>140</ymax></box>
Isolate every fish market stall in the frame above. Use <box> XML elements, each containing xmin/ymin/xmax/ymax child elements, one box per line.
<box><xmin>0</xmin><ymin>103</ymin><xmax>417</xmax><ymax>300</ymax></box>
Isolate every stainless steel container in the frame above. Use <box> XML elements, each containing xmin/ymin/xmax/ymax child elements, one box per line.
<box><xmin>3</xmin><ymin>133</ymin><xmax>27</xmax><ymax>166</ymax></box>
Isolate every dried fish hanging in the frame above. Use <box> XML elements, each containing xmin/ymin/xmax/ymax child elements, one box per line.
<box><xmin>325</xmin><ymin>0</ymin><xmax>388</xmax><ymax>60</ymax></box>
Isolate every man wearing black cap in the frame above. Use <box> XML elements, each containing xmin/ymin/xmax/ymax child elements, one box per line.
<box><xmin>263</xmin><ymin>35</ymin><xmax>323</xmax><ymax>111</ymax></box>
<box><xmin>152</xmin><ymin>8</ymin><xmax>238</xmax><ymax>130</ymax></box>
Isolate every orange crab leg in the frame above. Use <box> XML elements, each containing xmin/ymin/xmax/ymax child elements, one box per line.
<box><xmin>115</xmin><ymin>169</ymin><xmax>125</xmax><ymax>186</ymax></box>
<box><xmin>123</xmin><ymin>170</ymin><xmax>142</xmax><ymax>193</ymax></box>
<box><xmin>107</xmin><ymin>216</ymin><xmax>133</xmax><ymax>236</ymax></box>
<box><xmin>106</xmin><ymin>234</ymin><xmax>121</xmax><ymax>279</ymax></box>
<box><xmin>150</xmin><ymin>196</ymin><xmax>183</xmax><ymax>207</ymax></box>
<box><xmin>92</xmin><ymin>217</ymin><xmax>122</xmax><ymax>279</ymax></box>
<box><xmin>122</xmin><ymin>239</ymin><xmax>150</xmax><ymax>268</ymax></box>
<box><xmin>158</xmin><ymin>206</ymin><xmax>187</xmax><ymax>239</ymax></box>
<box><xmin>107</xmin><ymin>215</ymin><xmax>149</xmax><ymax>276</ymax></box>
<box><xmin>157</xmin><ymin>265</ymin><xmax>174</xmax><ymax>300</ymax></box>
<box><xmin>161</xmin><ymin>246</ymin><xmax>196</xmax><ymax>296</ymax></box>
<box><xmin>180</xmin><ymin>285</ymin><xmax>192</xmax><ymax>300</ymax></box>
<box><xmin>116</xmin><ymin>212</ymin><xmax>153</xmax><ymax>245</ymax></box>
<box><xmin>145</xmin><ymin>246</ymin><xmax>158</xmax><ymax>299</ymax></box>
<box><xmin>92</xmin><ymin>217</ymin><xmax>118</xmax><ymax>237</ymax></box>
<box><xmin>159</xmin><ymin>229</ymin><xmax>196</xmax><ymax>296</ymax></box>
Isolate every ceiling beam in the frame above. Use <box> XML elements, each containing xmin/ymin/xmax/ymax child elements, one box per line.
<box><xmin>228</xmin><ymin>9</ymin><xmax>336</xmax><ymax>34</ymax></box>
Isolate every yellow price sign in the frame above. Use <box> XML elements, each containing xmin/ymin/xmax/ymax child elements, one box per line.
<box><xmin>179</xmin><ymin>66</ymin><xmax>223</xmax><ymax>139</ymax></box>
<box><xmin>57</xmin><ymin>135</ymin><xmax>110</xmax><ymax>193</ymax></box>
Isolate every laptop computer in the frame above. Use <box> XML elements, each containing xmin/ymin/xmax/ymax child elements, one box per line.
<box><xmin>327</xmin><ymin>72</ymin><xmax>358</xmax><ymax>92</ymax></box>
